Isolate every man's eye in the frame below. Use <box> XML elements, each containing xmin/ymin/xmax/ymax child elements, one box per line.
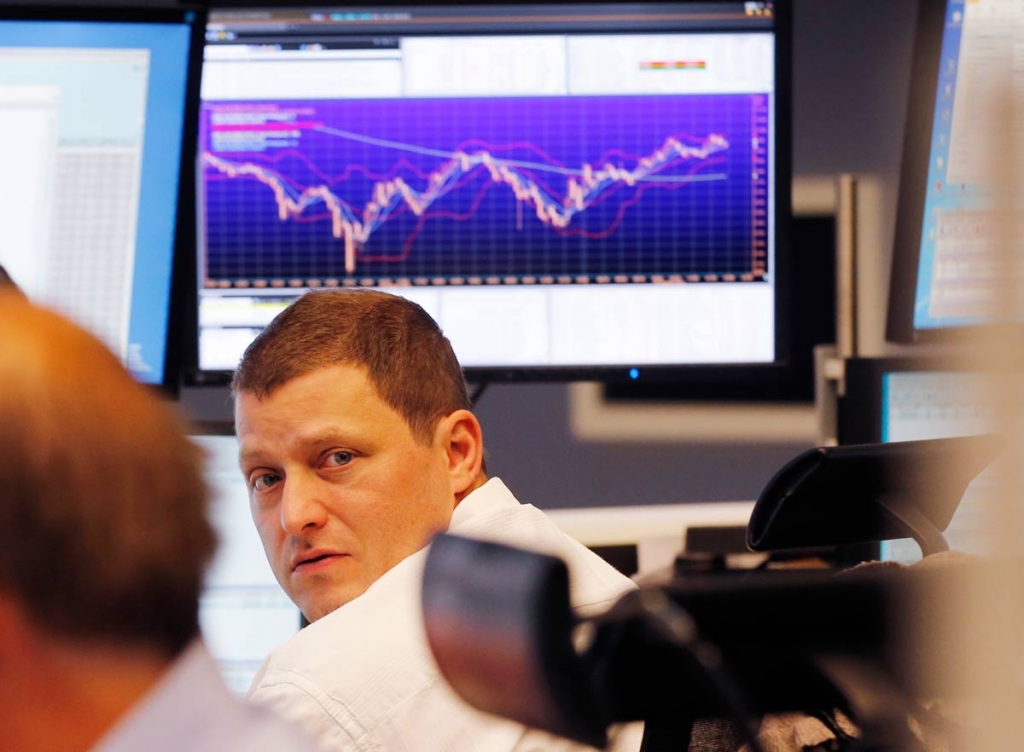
<box><xmin>252</xmin><ymin>473</ymin><xmax>281</xmax><ymax>491</ymax></box>
<box><xmin>325</xmin><ymin>451</ymin><xmax>353</xmax><ymax>468</ymax></box>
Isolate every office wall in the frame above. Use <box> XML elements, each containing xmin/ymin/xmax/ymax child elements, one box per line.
<box><xmin>177</xmin><ymin>0</ymin><xmax>920</xmax><ymax>510</ymax></box>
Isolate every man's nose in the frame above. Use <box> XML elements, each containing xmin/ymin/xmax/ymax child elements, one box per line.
<box><xmin>280</xmin><ymin>474</ymin><xmax>329</xmax><ymax>534</ymax></box>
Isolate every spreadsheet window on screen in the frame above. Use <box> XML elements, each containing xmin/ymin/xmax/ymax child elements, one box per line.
<box><xmin>879</xmin><ymin>371</ymin><xmax>1002</xmax><ymax>564</ymax></box>
<box><xmin>195</xmin><ymin>2</ymin><xmax>780</xmax><ymax>376</ymax></box>
<box><xmin>912</xmin><ymin>0</ymin><xmax>1024</xmax><ymax>331</ymax></box>
<box><xmin>0</xmin><ymin>15</ymin><xmax>195</xmax><ymax>386</ymax></box>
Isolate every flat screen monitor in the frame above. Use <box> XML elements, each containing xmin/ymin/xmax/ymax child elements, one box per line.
<box><xmin>0</xmin><ymin>5</ymin><xmax>204</xmax><ymax>393</ymax></box>
<box><xmin>192</xmin><ymin>428</ymin><xmax>303</xmax><ymax>696</ymax></box>
<box><xmin>838</xmin><ymin>357</ymin><xmax>1005</xmax><ymax>565</ymax></box>
<box><xmin>191</xmin><ymin>1</ymin><xmax>789</xmax><ymax>384</ymax></box>
<box><xmin>887</xmin><ymin>0</ymin><xmax>1024</xmax><ymax>342</ymax></box>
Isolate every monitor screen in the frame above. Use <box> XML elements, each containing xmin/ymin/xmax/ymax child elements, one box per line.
<box><xmin>193</xmin><ymin>431</ymin><xmax>303</xmax><ymax>696</ymax></box>
<box><xmin>887</xmin><ymin>0</ymin><xmax>1024</xmax><ymax>341</ymax></box>
<box><xmin>0</xmin><ymin>6</ymin><xmax>204</xmax><ymax>392</ymax></box>
<box><xmin>838</xmin><ymin>358</ymin><xmax>1005</xmax><ymax>565</ymax></box>
<box><xmin>878</xmin><ymin>369</ymin><xmax>1002</xmax><ymax>563</ymax></box>
<box><xmin>192</xmin><ymin>1</ymin><xmax>787</xmax><ymax>382</ymax></box>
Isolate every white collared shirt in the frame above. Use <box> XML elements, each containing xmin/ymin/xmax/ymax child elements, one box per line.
<box><xmin>247</xmin><ymin>478</ymin><xmax>642</xmax><ymax>752</ymax></box>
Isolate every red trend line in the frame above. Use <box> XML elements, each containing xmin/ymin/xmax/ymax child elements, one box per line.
<box><xmin>203</xmin><ymin>132</ymin><xmax>729</xmax><ymax>274</ymax></box>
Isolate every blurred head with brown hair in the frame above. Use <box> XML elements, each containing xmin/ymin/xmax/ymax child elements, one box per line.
<box><xmin>0</xmin><ymin>292</ymin><xmax>216</xmax><ymax>654</ymax></box>
<box><xmin>233</xmin><ymin>289</ymin><xmax>486</xmax><ymax>622</ymax></box>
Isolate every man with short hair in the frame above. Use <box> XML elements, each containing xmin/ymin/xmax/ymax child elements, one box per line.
<box><xmin>0</xmin><ymin>292</ymin><xmax>320</xmax><ymax>752</ymax></box>
<box><xmin>234</xmin><ymin>288</ymin><xmax>642</xmax><ymax>752</ymax></box>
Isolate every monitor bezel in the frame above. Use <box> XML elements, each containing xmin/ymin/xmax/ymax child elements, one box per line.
<box><xmin>183</xmin><ymin>0</ymin><xmax>792</xmax><ymax>388</ymax></box>
<box><xmin>885</xmin><ymin>0</ymin><xmax>944</xmax><ymax>344</ymax></box>
<box><xmin>0</xmin><ymin>3</ymin><xmax>207</xmax><ymax>399</ymax></box>
<box><xmin>836</xmin><ymin>355</ymin><xmax>982</xmax><ymax>446</ymax></box>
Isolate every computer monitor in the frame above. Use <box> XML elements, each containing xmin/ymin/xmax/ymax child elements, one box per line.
<box><xmin>887</xmin><ymin>0</ymin><xmax>1024</xmax><ymax>342</ymax></box>
<box><xmin>192</xmin><ymin>428</ymin><xmax>303</xmax><ymax>696</ymax></box>
<box><xmin>190</xmin><ymin>1</ymin><xmax>790</xmax><ymax>384</ymax></box>
<box><xmin>0</xmin><ymin>5</ymin><xmax>204</xmax><ymax>394</ymax></box>
<box><xmin>838</xmin><ymin>357</ymin><xmax>1004</xmax><ymax>564</ymax></box>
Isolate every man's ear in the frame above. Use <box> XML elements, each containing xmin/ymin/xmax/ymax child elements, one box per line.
<box><xmin>436</xmin><ymin>409</ymin><xmax>485</xmax><ymax>499</ymax></box>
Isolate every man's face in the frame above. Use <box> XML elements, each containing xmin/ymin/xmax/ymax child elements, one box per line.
<box><xmin>235</xmin><ymin>364</ymin><xmax>457</xmax><ymax>622</ymax></box>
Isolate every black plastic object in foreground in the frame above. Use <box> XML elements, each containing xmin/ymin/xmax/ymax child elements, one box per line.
<box><xmin>422</xmin><ymin>533</ymin><xmax>609</xmax><ymax>748</ymax></box>
<box><xmin>747</xmin><ymin>434</ymin><xmax>1004</xmax><ymax>556</ymax></box>
<box><xmin>422</xmin><ymin>533</ymin><xmax>980</xmax><ymax>752</ymax></box>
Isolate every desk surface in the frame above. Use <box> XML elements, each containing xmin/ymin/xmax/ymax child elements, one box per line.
<box><xmin>546</xmin><ymin>501</ymin><xmax>754</xmax><ymax>548</ymax></box>
<box><xmin>546</xmin><ymin>501</ymin><xmax>755</xmax><ymax>577</ymax></box>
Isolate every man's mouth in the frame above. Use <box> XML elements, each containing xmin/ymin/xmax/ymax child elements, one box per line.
<box><xmin>292</xmin><ymin>551</ymin><xmax>344</xmax><ymax>572</ymax></box>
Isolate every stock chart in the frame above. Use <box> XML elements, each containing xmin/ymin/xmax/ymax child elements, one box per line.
<box><xmin>200</xmin><ymin>94</ymin><xmax>769</xmax><ymax>286</ymax></box>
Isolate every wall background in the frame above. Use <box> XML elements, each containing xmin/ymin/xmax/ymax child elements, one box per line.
<box><xmin>53</xmin><ymin>0</ymin><xmax>922</xmax><ymax>508</ymax></box>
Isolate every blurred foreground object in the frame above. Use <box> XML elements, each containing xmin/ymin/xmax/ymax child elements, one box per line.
<box><xmin>746</xmin><ymin>435</ymin><xmax>1004</xmax><ymax>557</ymax></box>
<box><xmin>0</xmin><ymin>263</ymin><xmax>24</xmax><ymax>296</ymax></box>
<box><xmin>0</xmin><ymin>294</ymin><xmax>320</xmax><ymax>752</ymax></box>
<box><xmin>424</xmin><ymin>534</ymin><xmax>1018</xmax><ymax>752</ymax></box>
